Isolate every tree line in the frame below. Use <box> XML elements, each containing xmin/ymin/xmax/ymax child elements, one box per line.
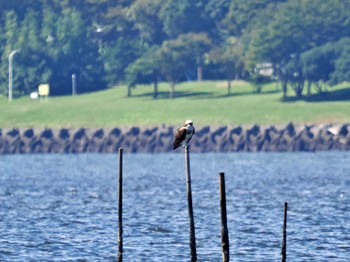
<box><xmin>1</xmin><ymin>0</ymin><xmax>349</xmax><ymax>99</ymax></box>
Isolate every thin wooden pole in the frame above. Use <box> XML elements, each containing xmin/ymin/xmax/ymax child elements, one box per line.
<box><xmin>185</xmin><ymin>145</ymin><xmax>197</xmax><ymax>261</ymax></box>
<box><xmin>219</xmin><ymin>172</ymin><xmax>230</xmax><ymax>262</ymax></box>
<box><xmin>281</xmin><ymin>202</ymin><xmax>288</xmax><ymax>262</ymax></box>
<box><xmin>118</xmin><ymin>148</ymin><xmax>123</xmax><ymax>262</ymax></box>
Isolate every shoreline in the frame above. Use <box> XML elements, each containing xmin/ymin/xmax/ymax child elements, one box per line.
<box><xmin>1</xmin><ymin>123</ymin><xmax>349</xmax><ymax>154</ymax></box>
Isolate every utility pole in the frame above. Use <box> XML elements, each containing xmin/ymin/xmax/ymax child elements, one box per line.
<box><xmin>8</xmin><ymin>49</ymin><xmax>20</xmax><ymax>102</ymax></box>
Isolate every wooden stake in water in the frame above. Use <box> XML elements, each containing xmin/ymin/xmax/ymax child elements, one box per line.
<box><xmin>118</xmin><ymin>148</ymin><xmax>123</xmax><ymax>262</ymax></box>
<box><xmin>185</xmin><ymin>145</ymin><xmax>197</xmax><ymax>261</ymax></box>
<box><xmin>219</xmin><ymin>172</ymin><xmax>230</xmax><ymax>262</ymax></box>
<box><xmin>281</xmin><ymin>202</ymin><xmax>288</xmax><ymax>262</ymax></box>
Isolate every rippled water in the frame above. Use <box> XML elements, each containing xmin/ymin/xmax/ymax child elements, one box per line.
<box><xmin>0</xmin><ymin>152</ymin><xmax>349</xmax><ymax>261</ymax></box>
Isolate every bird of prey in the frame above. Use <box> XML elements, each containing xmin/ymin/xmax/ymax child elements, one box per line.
<box><xmin>172</xmin><ymin>120</ymin><xmax>195</xmax><ymax>150</ymax></box>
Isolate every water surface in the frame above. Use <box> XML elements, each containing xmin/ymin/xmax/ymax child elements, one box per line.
<box><xmin>0</xmin><ymin>152</ymin><xmax>349</xmax><ymax>261</ymax></box>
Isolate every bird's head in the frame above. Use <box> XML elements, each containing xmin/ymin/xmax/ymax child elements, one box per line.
<box><xmin>185</xmin><ymin>120</ymin><xmax>193</xmax><ymax>126</ymax></box>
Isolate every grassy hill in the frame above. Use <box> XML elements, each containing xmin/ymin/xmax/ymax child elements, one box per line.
<box><xmin>1</xmin><ymin>81</ymin><xmax>350</xmax><ymax>128</ymax></box>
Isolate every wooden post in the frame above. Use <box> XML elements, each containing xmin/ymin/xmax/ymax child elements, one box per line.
<box><xmin>118</xmin><ymin>148</ymin><xmax>123</xmax><ymax>262</ymax></box>
<box><xmin>185</xmin><ymin>145</ymin><xmax>197</xmax><ymax>261</ymax></box>
<box><xmin>219</xmin><ymin>172</ymin><xmax>229</xmax><ymax>262</ymax></box>
<box><xmin>281</xmin><ymin>202</ymin><xmax>288</xmax><ymax>262</ymax></box>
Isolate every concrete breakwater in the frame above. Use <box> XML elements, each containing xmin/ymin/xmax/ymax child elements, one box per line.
<box><xmin>1</xmin><ymin>123</ymin><xmax>350</xmax><ymax>154</ymax></box>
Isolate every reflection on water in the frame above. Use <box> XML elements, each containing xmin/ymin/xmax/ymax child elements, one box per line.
<box><xmin>0</xmin><ymin>152</ymin><xmax>349</xmax><ymax>261</ymax></box>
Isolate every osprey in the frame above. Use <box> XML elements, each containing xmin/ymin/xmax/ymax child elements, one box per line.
<box><xmin>173</xmin><ymin>120</ymin><xmax>195</xmax><ymax>150</ymax></box>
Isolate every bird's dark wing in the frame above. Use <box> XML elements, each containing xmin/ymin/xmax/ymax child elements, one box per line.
<box><xmin>173</xmin><ymin>127</ymin><xmax>187</xmax><ymax>150</ymax></box>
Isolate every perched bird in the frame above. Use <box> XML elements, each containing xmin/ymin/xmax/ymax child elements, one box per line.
<box><xmin>172</xmin><ymin>120</ymin><xmax>195</xmax><ymax>150</ymax></box>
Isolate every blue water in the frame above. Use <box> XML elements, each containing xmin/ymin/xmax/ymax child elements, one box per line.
<box><xmin>0</xmin><ymin>152</ymin><xmax>349</xmax><ymax>261</ymax></box>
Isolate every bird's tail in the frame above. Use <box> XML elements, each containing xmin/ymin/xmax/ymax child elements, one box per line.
<box><xmin>172</xmin><ymin>143</ymin><xmax>181</xmax><ymax>150</ymax></box>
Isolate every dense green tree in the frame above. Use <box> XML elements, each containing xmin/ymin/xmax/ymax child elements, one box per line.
<box><xmin>0</xmin><ymin>3</ymin><xmax>106</xmax><ymax>96</ymax></box>
<box><xmin>160</xmin><ymin>0</ymin><xmax>213</xmax><ymax>38</ymax></box>
<box><xmin>158</xmin><ymin>0</ymin><xmax>215</xmax><ymax>81</ymax></box>
<box><xmin>1</xmin><ymin>0</ymin><xmax>350</xmax><ymax>100</ymax></box>
<box><xmin>17</xmin><ymin>9</ymin><xmax>48</xmax><ymax>95</ymax></box>
<box><xmin>245</xmin><ymin>0</ymin><xmax>350</xmax><ymax>99</ymax></box>
<box><xmin>301</xmin><ymin>44</ymin><xmax>337</xmax><ymax>95</ymax></box>
<box><xmin>128</xmin><ymin>0</ymin><xmax>165</xmax><ymax>45</ymax></box>
<box><xmin>0</xmin><ymin>11</ymin><xmax>20</xmax><ymax>96</ymax></box>
<box><xmin>203</xmin><ymin>0</ymin><xmax>230</xmax><ymax>41</ymax></box>
<box><xmin>102</xmin><ymin>38</ymin><xmax>140</xmax><ymax>88</ymax></box>
<box><xmin>224</xmin><ymin>0</ymin><xmax>287</xmax><ymax>36</ymax></box>
<box><xmin>155</xmin><ymin>33</ymin><xmax>211</xmax><ymax>98</ymax></box>
<box><xmin>125</xmin><ymin>46</ymin><xmax>160</xmax><ymax>98</ymax></box>
<box><xmin>209</xmin><ymin>37</ymin><xmax>244</xmax><ymax>95</ymax></box>
<box><xmin>47</xmin><ymin>8</ymin><xmax>104</xmax><ymax>95</ymax></box>
<box><xmin>329</xmin><ymin>38</ymin><xmax>350</xmax><ymax>85</ymax></box>
<box><xmin>99</xmin><ymin>2</ymin><xmax>141</xmax><ymax>87</ymax></box>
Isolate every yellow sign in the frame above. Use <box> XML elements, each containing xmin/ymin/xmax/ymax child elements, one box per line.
<box><xmin>38</xmin><ymin>84</ymin><xmax>50</xmax><ymax>96</ymax></box>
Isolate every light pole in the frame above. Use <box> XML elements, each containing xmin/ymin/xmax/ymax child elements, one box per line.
<box><xmin>8</xmin><ymin>49</ymin><xmax>20</xmax><ymax>102</ymax></box>
<box><xmin>72</xmin><ymin>74</ymin><xmax>77</xmax><ymax>95</ymax></box>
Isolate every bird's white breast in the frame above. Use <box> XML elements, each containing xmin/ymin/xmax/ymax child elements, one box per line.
<box><xmin>187</xmin><ymin>125</ymin><xmax>194</xmax><ymax>134</ymax></box>
<box><xmin>184</xmin><ymin>125</ymin><xmax>194</xmax><ymax>143</ymax></box>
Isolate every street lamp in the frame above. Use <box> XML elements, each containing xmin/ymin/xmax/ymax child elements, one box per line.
<box><xmin>72</xmin><ymin>73</ymin><xmax>77</xmax><ymax>95</ymax></box>
<box><xmin>8</xmin><ymin>49</ymin><xmax>20</xmax><ymax>102</ymax></box>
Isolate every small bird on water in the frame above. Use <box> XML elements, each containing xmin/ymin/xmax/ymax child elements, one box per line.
<box><xmin>172</xmin><ymin>120</ymin><xmax>195</xmax><ymax>150</ymax></box>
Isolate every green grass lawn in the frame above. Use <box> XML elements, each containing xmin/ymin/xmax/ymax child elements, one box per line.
<box><xmin>1</xmin><ymin>80</ymin><xmax>350</xmax><ymax>128</ymax></box>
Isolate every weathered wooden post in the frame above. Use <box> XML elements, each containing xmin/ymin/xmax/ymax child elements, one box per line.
<box><xmin>281</xmin><ymin>202</ymin><xmax>288</xmax><ymax>262</ymax></box>
<box><xmin>118</xmin><ymin>148</ymin><xmax>123</xmax><ymax>262</ymax></box>
<box><xmin>185</xmin><ymin>145</ymin><xmax>197</xmax><ymax>261</ymax></box>
<box><xmin>219</xmin><ymin>172</ymin><xmax>229</xmax><ymax>262</ymax></box>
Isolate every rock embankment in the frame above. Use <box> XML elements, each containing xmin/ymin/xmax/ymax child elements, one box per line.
<box><xmin>1</xmin><ymin>123</ymin><xmax>349</xmax><ymax>154</ymax></box>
